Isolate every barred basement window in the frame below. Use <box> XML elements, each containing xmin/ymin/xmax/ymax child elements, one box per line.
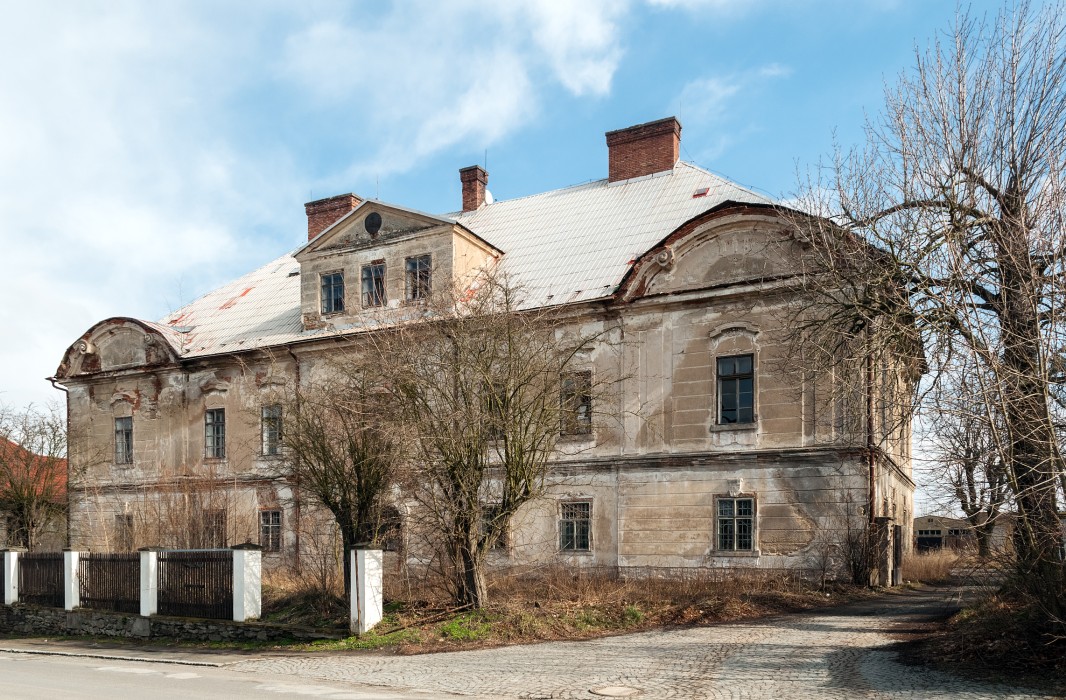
<box><xmin>261</xmin><ymin>404</ymin><xmax>282</xmax><ymax>456</ymax></box>
<box><xmin>204</xmin><ymin>408</ymin><xmax>226</xmax><ymax>459</ymax></box>
<box><xmin>260</xmin><ymin>510</ymin><xmax>282</xmax><ymax>552</ymax></box>
<box><xmin>405</xmin><ymin>254</ymin><xmax>432</xmax><ymax>302</ymax></box>
<box><xmin>114</xmin><ymin>416</ymin><xmax>133</xmax><ymax>464</ymax></box>
<box><xmin>321</xmin><ymin>271</ymin><xmax>345</xmax><ymax>314</ymax></box>
<box><xmin>203</xmin><ymin>509</ymin><xmax>227</xmax><ymax>549</ymax></box>
<box><xmin>560</xmin><ymin>501</ymin><xmax>591</xmax><ymax>551</ymax></box>
<box><xmin>114</xmin><ymin>514</ymin><xmax>134</xmax><ymax>551</ymax></box>
<box><xmin>361</xmin><ymin>261</ymin><xmax>386</xmax><ymax>307</ymax></box>
<box><xmin>717</xmin><ymin>497</ymin><xmax>755</xmax><ymax>551</ymax></box>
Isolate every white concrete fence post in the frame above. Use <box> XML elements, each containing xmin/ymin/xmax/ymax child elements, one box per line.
<box><xmin>231</xmin><ymin>544</ymin><xmax>262</xmax><ymax>622</ymax></box>
<box><xmin>2</xmin><ymin>550</ymin><xmax>20</xmax><ymax>605</ymax></box>
<box><xmin>139</xmin><ymin>548</ymin><xmax>158</xmax><ymax>617</ymax></box>
<box><xmin>63</xmin><ymin>549</ymin><xmax>80</xmax><ymax>611</ymax></box>
<box><xmin>350</xmin><ymin>548</ymin><xmax>383</xmax><ymax>635</ymax></box>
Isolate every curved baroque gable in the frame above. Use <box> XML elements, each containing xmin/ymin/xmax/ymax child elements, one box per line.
<box><xmin>620</xmin><ymin>206</ymin><xmax>801</xmax><ymax>302</ymax></box>
<box><xmin>55</xmin><ymin>318</ymin><xmax>179</xmax><ymax>379</ymax></box>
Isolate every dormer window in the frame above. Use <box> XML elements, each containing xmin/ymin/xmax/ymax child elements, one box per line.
<box><xmin>362</xmin><ymin>261</ymin><xmax>386</xmax><ymax>307</ymax></box>
<box><xmin>321</xmin><ymin>271</ymin><xmax>344</xmax><ymax>314</ymax></box>
<box><xmin>405</xmin><ymin>254</ymin><xmax>432</xmax><ymax>302</ymax></box>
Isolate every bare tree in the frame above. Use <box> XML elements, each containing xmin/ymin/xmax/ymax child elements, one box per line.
<box><xmin>275</xmin><ymin>372</ymin><xmax>397</xmax><ymax>593</ymax></box>
<box><xmin>0</xmin><ymin>403</ymin><xmax>67</xmax><ymax>551</ymax></box>
<box><xmin>362</xmin><ymin>271</ymin><xmax>616</xmax><ymax>608</ymax></box>
<box><xmin>790</xmin><ymin>2</ymin><xmax>1066</xmax><ymax>618</ymax></box>
<box><xmin>924</xmin><ymin>366</ymin><xmax>1010</xmax><ymax>557</ymax></box>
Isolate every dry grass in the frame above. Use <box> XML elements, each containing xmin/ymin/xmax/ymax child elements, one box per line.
<box><xmin>293</xmin><ymin>564</ymin><xmax>873</xmax><ymax>653</ymax></box>
<box><xmin>904</xmin><ymin>589</ymin><xmax>1066</xmax><ymax>695</ymax></box>
<box><xmin>902</xmin><ymin>550</ymin><xmax>959</xmax><ymax>584</ymax></box>
<box><xmin>261</xmin><ymin>567</ymin><xmax>346</xmax><ymax>629</ymax></box>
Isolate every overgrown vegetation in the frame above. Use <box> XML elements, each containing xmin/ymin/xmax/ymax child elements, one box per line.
<box><xmin>260</xmin><ymin>564</ymin><xmax>871</xmax><ymax>654</ymax></box>
<box><xmin>902</xmin><ymin>550</ymin><xmax>958</xmax><ymax>585</ymax></box>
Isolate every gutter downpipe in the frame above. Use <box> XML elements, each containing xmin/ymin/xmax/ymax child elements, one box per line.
<box><xmin>286</xmin><ymin>345</ymin><xmax>302</xmax><ymax>574</ymax></box>
<box><xmin>865</xmin><ymin>334</ymin><xmax>876</xmax><ymax>526</ymax></box>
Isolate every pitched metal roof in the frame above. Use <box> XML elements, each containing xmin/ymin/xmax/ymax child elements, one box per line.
<box><xmin>157</xmin><ymin>161</ymin><xmax>772</xmax><ymax>359</ymax></box>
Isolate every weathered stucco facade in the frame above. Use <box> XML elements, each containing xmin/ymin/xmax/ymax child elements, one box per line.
<box><xmin>54</xmin><ymin>117</ymin><xmax>914</xmax><ymax>580</ymax></box>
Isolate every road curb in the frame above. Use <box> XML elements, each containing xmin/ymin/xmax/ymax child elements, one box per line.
<box><xmin>0</xmin><ymin>646</ymin><xmax>242</xmax><ymax>667</ymax></box>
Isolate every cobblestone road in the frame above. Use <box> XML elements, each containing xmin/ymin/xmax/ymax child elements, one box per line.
<box><xmin>231</xmin><ymin>587</ymin><xmax>1060</xmax><ymax>699</ymax></box>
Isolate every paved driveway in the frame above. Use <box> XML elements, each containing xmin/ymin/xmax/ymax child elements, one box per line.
<box><xmin>230</xmin><ymin>587</ymin><xmax>1059</xmax><ymax>699</ymax></box>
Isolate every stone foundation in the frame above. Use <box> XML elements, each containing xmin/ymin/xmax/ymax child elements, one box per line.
<box><xmin>0</xmin><ymin>604</ymin><xmax>341</xmax><ymax>642</ymax></box>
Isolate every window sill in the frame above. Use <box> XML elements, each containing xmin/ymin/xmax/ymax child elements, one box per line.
<box><xmin>709</xmin><ymin>422</ymin><xmax>757</xmax><ymax>433</ymax></box>
<box><xmin>559</xmin><ymin>549</ymin><xmax>594</xmax><ymax>556</ymax></box>
<box><xmin>712</xmin><ymin>549</ymin><xmax>761</xmax><ymax>558</ymax></box>
<box><xmin>558</xmin><ymin>432</ymin><xmax>595</xmax><ymax>443</ymax></box>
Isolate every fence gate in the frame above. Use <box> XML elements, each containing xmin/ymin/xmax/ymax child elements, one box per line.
<box><xmin>18</xmin><ymin>552</ymin><xmax>64</xmax><ymax>607</ymax></box>
<box><xmin>157</xmin><ymin>550</ymin><xmax>232</xmax><ymax>620</ymax></box>
<box><xmin>79</xmin><ymin>552</ymin><xmax>140</xmax><ymax>614</ymax></box>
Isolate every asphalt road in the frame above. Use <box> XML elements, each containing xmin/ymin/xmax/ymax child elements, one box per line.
<box><xmin>0</xmin><ymin>651</ymin><xmax>450</xmax><ymax>700</ymax></box>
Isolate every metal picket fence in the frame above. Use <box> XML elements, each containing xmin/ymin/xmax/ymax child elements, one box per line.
<box><xmin>79</xmin><ymin>552</ymin><xmax>140</xmax><ymax>614</ymax></box>
<box><xmin>157</xmin><ymin>550</ymin><xmax>232</xmax><ymax>620</ymax></box>
<box><xmin>18</xmin><ymin>552</ymin><xmax>64</xmax><ymax>607</ymax></box>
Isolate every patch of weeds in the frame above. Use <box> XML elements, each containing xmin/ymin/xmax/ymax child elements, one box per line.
<box><xmin>439</xmin><ymin>612</ymin><xmax>492</xmax><ymax>641</ymax></box>
<box><xmin>623</xmin><ymin>605</ymin><xmax>644</xmax><ymax>625</ymax></box>
<box><xmin>306</xmin><ymin>627</ymin><xmax>421</xmax><ymax>651</ymax></box>
<box><xmin>574</xmin><ymin>608</ymin><xmax>608</xmax><ymax>630</ymax></box>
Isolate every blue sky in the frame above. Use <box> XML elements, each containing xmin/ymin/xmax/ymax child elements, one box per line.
<box><xmin>0</xmin><ymin>0</ymin><xmax>1004</xmax><ymax>417</ymax></box>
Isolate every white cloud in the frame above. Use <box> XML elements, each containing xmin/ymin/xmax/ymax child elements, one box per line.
<box><xmin>279</xmin><ymin>1</ymin><xmax>627</xmax><ymax>183</ymax></box>
<box><xmin>674</xmin><ymin>63</ymin><xmax>790</xmax><ymax>160</ymax></box>
<box><xmin>0</xmin><ymin>1</ymin><xmax>629</xmax><ymax>410</ymax></box>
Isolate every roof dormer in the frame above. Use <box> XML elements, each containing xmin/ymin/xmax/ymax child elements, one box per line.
<box><xmin>294</xmin><ymin>199</ymin><xmax>501</xmax><ymax>331</ymax></box>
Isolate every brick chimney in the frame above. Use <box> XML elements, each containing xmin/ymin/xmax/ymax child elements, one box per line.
<box><xmin>459</xmin><ymin>165</ymin><xmax>488</xmax><ymax>212</ymax></box>
<box><xmin>605</xmin><ymin>117</ymin><xmax>682</xmax><ymax>183</ymax></box>
<box><xmin>304</xmin><ymin>193</ymin><xmax>361</xmax><ymax>241</ymax></box>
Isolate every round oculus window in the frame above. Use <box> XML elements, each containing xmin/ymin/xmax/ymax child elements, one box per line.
<box><xmin>364</xmin><ymin>212</ymin><xmax>382</xmax><ymax>235</ymax></box>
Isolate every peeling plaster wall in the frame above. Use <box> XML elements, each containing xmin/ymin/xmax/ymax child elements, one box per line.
<box><xmin>60</xmin><ymin>209</ymin><xmax>915</xmax><ymax>573</ymax></box>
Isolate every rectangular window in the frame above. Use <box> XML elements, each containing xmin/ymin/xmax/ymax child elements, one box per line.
<box><xmin>261</xmin><ymin>404</ymin><xmax>282</xmax><ymax>456</ymax></box>
<box><xmin>717</xmin><ymin>354</ymin><xmax>754</xmax><ymax>424</ymax></box>
<box><xmin>203</xmin><ymin>509</ymin><xmax>227</xmax><ymax>548</ymax></box>
<box><xmin>204</xmin><ymin>408</ymin><xmax>226</xmax><ymax>459</ymax></box>
<box><xmin>481</xmin><ymin>504</ymin><xmax>509</xmax><ymax>550</ymax></box>
<box><xmin>405</xmin><ymin>254</ymin><xmax>432</xmax><ymax>302</ymax></box>
<box><xmin>361</xmin><ymin>261</ymin><xmax>386</xmax><ymax>307</ymax></box>
<box><xmin>260</xmin><ymin>510</ymin><xmax>282</xmax><ymax>552</ymax></box>
<box><xmin>717</xmin><ymin>497</ymin><xmax>755</xmax><ymax>551</ymax></box>
<box><xmin>320</xmin><ymin>271</ymin><xmax>345</xmax><ymax>314</ymax></box>
<box><xmin>560</xmin><ymin>371</ymin><xmax>592</xmax><ymax>435</ymax></box>
<box><xmin>114</xmin><ymin>514</ymin><xmax>134</xmax><ymax>551</ymax></box>
<box><xmin>114</xmin><ymin>416</ymin><xmax>133</xmax><ymax>464</ymax></box>
<box><xmin>560</xmin><ymin>501</ymin><xmax>591</xmax><ymax>551</ymax></box>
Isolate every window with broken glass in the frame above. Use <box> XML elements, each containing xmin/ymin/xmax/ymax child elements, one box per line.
<box><xmin>114</xmin><ymin>513</ymin><xmax>134</xmax><ymax>551</ymax></box>
<box><xmin>114</xmin><ymin>416</ymin><xmax>133</xmax><ymax>464</ymax></box>
<box><xmin>361</xmin><ymin>261</ymin><xmax>386</xmax><ymax>307</ymax></box>
<box><xmin>717</xmin><ymin>354</ymin><xmax>754</xmax><ymax>424</ymax></box>
<box><xmin>261</xmin><ymin>404</ymin><xmax>282</xmax><ymax>456</ymax></box>
<box><xmin>260</xmin><ymin>510</ymin><xmax>282</xmax><ymax>552</ymax></box>
<box><xmin>559</xmin><ymin>500</ymin><xmax>591</xmax><ymax>551</ymax></box>
<box><xmin>320</xmin><ymin>271</ymin><xmax>345</xmax><ymax>314</ymax></box>
<box><xmin>560</xmin><ymin>370</ymin><xmax>592</xmax><ymax>435</ymax></box>
<box><xmin>204</xmin><ymin>408</ymin><xmax>226</xmax><ymax>459</ymax></box>
<box><xmin>481</xmin><ymin>504</ymin><xmax>509</xmax><ymax>550</ymax></box>
<box><xmin>404</xmin><ymin>254</ymin><xmax>432</xmax><ymax>302</ymax></box>
<box><xmin>717</xmin><ymin>497</ymin><xmax>755</xmax><ymax>551</ymax></box>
